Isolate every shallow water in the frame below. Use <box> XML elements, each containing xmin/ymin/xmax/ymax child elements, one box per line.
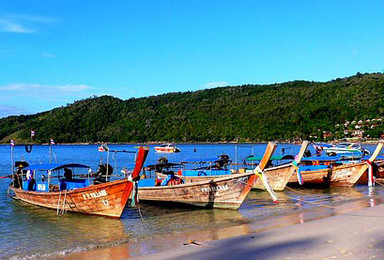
<box><xmin>0</xmin><ymin>143</ymin><xmax>382</xmax><ymax>259</ymax></box>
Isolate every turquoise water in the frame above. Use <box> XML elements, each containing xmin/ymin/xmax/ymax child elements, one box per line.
<box><xmin>0</xmin><ymin>143</ymin><xmax>383</xmax><ymax>259</ymax></box>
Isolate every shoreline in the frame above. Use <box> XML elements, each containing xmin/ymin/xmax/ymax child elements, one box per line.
<box><xmin>137</xmin><ymin>204</ymin><xmax>384</xmax><ymax>260</ymax></box>
<box><xmin>54</xmin><ymin>201</ymin><xmax>384</xmax><ymax>260</ymax></box>
<box><xmin>0</xmin><ymin>140</ymin><xmax>383</xmax><ymax>146</ymax></box>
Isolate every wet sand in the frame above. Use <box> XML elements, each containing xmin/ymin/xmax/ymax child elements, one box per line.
<box><xmin>138</xmin><ymin>204</ymin><xmax>384</xmax><ymax>260</ymax></box>
<box><xmin>57</xmin><ymin>203</ymin><xmax>384</xmax><ymax>260</ymax></box>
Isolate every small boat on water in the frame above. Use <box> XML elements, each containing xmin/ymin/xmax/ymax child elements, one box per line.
<box><xmin>154</xmin><ymin>143</ymin><xmax>181</xmax><ymax>153</ymax></box>
<box><xmin>136</xmin><ymin>142</ymin><xmax>277</xmax><ymax>209</ymax></box>
<box><xmin>8</xmin><ymin>146</ymin><xmax>149</xmax><ymax>218</ymax></box>
<box><xmin>313</xmin><ymin>142</ymin><xmax>370</xmax><ymax>156</ymax></box>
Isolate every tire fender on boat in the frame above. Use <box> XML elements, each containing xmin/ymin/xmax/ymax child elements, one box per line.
<box><xmin>198</xmin><ymin>171</ymin><xmax>207</xmax><ymax>176</ymax></box>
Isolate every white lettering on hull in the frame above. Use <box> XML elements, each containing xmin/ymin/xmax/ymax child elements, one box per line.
<box><xmin>332</xmin><ymin>167</ymin><xmax>357</xmax><ymax>180</ymax></box>
<box><xmin>82</xmin><ymin>189</ymin><xmax>108</xmax><ymax>200</ymax></box>
<box><xmin>201</xmin><ymin>184</ymin><xmax>229</xmax><ymax>193</ymax></box>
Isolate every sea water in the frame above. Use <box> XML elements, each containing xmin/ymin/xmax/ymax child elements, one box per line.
<box><xmin>0</xmin><ymin>143</ymin><xmax>383</xmax><ymax>259</ymax></box>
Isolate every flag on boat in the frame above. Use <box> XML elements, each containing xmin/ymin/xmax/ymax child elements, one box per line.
<box><xmin>10</xmin><ymin>139</ymin><xmax>15</xmax><ymax>146</ymax></box>
<box><xmin>50</xmin><ymin>138</ymin><xmax>55</xmax><ymax>145</ymax></box>
<box><xmin>31</xmin><ymin>130</ymin><xmax>36</xmax><ymax>138</ymax></box>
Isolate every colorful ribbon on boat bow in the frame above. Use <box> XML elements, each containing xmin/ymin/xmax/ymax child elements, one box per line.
<box><xmin>366</xmin><ymin>160</ymin><xmax>375</xmax><ymax>187</ymax></box>
<box><xmin>292</xmin><ymin>161</ymin><xmax>304</xmax><ymax>185</ymax></box>
<box><xmin>131</xmin><ymin>181</ymin><xmax>139</xmax><ymax>207</ymax></box>
<box><xmin>255</xmin><ymin>166</ymin><xmax>278</xmax><ymax>203</ymax></box>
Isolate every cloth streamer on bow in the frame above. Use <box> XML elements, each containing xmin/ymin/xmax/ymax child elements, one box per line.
<box><xmin>255</xmin><ymin>166</ymin><xmax>278</xmax><ymax>203</ymax></box>
<box><xmin>366</xmin><ymin>160</ymin><xmax>375</xmax><ymax>187</ymax></box>
<box><xmin>130</xmin><ymin>181</ymin><xmax>139</xmax><ymax>206</ymax></box>
<box><xmin>292</xmin><ymin>160</ymin><xmax>303</xmax><ymax>185</ymax></box>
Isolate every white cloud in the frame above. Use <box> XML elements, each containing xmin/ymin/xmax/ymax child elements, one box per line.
<box><xmin>0</xmin><ymin>83</ymin><xmax>93</xmax><ymax>97</ymax></box>
<box><xmin>0</xmin><ymin>105</ymin><xmax>27</xmax><ymax>118</ymax></box>
<box><xmin>0</xmin><ymin>18</ymin><xmax>35</xmax><ymax>33</ymax></box>
<box><xmin>0</xmin><ymin>14</ymin><xmax>55</xmax><ymax>34</ymax></box>
<box><xmin>0</xmin><ymin>83</ymin><xmax>95</xmax><ymax>117</ymax></box>
<box><xmin>200</xmin><ymin>82</ymin><xmax>229</xmax><ymax>89</ymax></box>
<box><xmin>41</xmin><ymin>52</ymin><xmax>57</xmax><ymax>58</ymax></box>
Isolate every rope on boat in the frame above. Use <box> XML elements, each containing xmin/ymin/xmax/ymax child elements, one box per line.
<box><xmin>129</xmin><ymin>181</ymin><xmax>145</xmax><ymax>221</ymax></box>
<box><xmin>375</xmin><ymin>179</ymin><xmax>384</xmax><ymax>187</ymax></box>
<box><xmin>255</xmin><ymin>166</ymin><xmax>278</xmax><ymax>203</ymax></box>
<box><xmin>137</xmin><ymin>204</ymin><xmax>145</xmax><ymax>222</ymax></box>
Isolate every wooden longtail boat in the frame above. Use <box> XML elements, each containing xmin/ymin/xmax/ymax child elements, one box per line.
<box><xmin>9</xmin><ymin>146</ymin><xmax>149</xmax><ymax>218</ymax></box>
<box><xmin>288</xmin><ymin>143</ymin><xmax>383</xmax><ymax>187</ymax></box>
<box><xmin>137</xmin><ymin>142</ymin><xmax>277</xmax><ymax>209</ymax></box>
<box><xmin>253</xmin><ymin>141</ymin><xmax>309</xmax><ymax>191</ymax></box>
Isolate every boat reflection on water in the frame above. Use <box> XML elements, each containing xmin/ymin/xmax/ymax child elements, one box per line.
<box><xmin>122</xmin><ymin>204</ymin><xmax>249</xmax><ymax>257</ymax></box>
<box><xmin>242</xmin><ymin>186</ymin><xmax>384</xmax><ymax>234</ymax></box>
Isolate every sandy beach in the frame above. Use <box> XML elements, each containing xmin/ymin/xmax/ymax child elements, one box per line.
<box><xmin>58</xmin><ymin>203</ymin><xmax>384</xmax><ymax>260</ymax></box>
<box><xmin>138</xmin><ymin>204</ymin><xmax>384</xmax><ymax>260</ymax></box>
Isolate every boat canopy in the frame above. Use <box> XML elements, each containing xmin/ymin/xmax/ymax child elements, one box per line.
<box><xmin>24</xmin><ymin>163</ymin><xmax>90</xmax><ymax>171</ymax></box>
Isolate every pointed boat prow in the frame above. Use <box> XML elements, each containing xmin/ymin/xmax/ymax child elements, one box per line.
<box><xmin>254</xmin><ymin>142</ymin><xmax>277</xmax><ymax>172</ymax></box>
<box><xmin>292</xmin><ymin>140</ymin><xmax>310</xmax><ymax>185</ymax></box>
<box><xmin>131</xmin><ymin>146</ymin><xmax>150</xmax><ymax>181</ymax></box>
<box><xmin>351</xmin><ymin>142</ymin><xmax>384</xmax><ymax>185</ymax></box>
<box><xmin>253</xmin><ymin>142</ymin><xmax>278</xmax><ymax>202</ymax></box>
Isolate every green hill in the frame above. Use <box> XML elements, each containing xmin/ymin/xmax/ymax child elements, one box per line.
<box><xmin>1</xmin><ymin>72</ymin><xmax>384</xmax><ymax>144</ymax></box>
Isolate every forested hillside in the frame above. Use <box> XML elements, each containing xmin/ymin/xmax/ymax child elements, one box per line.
<box><xmin>1</xmin><ymin>72</ymin><xmax>384</xmax><ymax>144</ymax></box>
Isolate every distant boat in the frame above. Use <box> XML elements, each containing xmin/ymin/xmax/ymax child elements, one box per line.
<box><xmin>154</xmin><ymin>143</ymin><xmax>181</xmax><ymax>153</ymax></box>
<box><xmin>8</xmin><ymin>146</ymin><xmax>149</xmax><ymax>218</ymax></box>
<box><xmin>313</xmin><ymin>142</ymin><xmax>370</xmax><ymax>156</ymax></box>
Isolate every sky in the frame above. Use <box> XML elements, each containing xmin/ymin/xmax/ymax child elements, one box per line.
<box><xmin>1</xmin><ymin>1</ymin><xmax>384</xmax><ymax>117</ymax></box>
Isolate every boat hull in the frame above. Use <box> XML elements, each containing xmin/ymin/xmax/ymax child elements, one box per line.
<box><xmin>253</xmin><ymin>164</ymin><xmax>292</xmax><ymax>191</ymax></box>
<box><xmin>289</xmin><ymin>168</ymin><xmax>331</xmax><ymax>186</ymax></box>
<box><xmin>10</xmin><ymin>180</ymin><xmax>133</xmax><ymax>218</ymax></box>
<box><xmin>137</xmin><ymin>172</ymin><xmax>258</xmax><ymax>209</ymax></box>
<box><xmin>330</xmin><ymin>162</ymin><xmax>368</xmax><ymax>187</ymax></box>
<box><xmin>154</xmin><ymin>148</ymin><xmax>179</xmax><ymax>153</ymax></box>
<box><xmin>288</xmin><ymin>162</ymin><xmax>368</xmax><ymax>187</ymax></box>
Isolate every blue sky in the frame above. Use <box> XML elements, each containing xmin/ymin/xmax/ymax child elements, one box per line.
<box><xmin>1</xmin><ymin>1</ymin><xmax>384</xmax><ymax>117</ymax></box>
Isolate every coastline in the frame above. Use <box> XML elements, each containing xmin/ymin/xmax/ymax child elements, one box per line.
<box><xmin>54</xmin><ymin>202</ymin><xmax>384</xmax><ymax>260</ymax></box>
<box><xmin>138</xmin><ymin>204</ymin><xmax>384</xmax><ymax>260</ymax></box>
<box><xmin>0</xmin><ymin>140</ymin><xmax>382</xmax><ymax>146</ymax></box>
